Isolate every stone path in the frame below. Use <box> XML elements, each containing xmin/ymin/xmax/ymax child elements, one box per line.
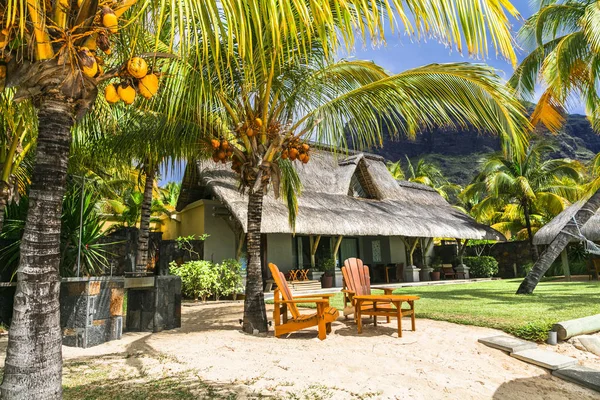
<box><xmin>480</xmin><ymin>335</ymin><xmax>600</xmax><ymax>393</ymax></box>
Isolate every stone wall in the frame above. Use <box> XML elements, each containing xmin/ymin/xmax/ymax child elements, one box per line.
<box><xmin>126</xmin><ymin>276</ymin><xmax>181</xmax><ymax>332</ymax></box>
<box><xmin>157</xmin><ymin>240</ymin><xmax>204</xmax><ymax>275</ymax></box>
<box><xmin>60</xmin><ymin>277</ymin><xmax>125</xmax><ymax>348</ymax></box>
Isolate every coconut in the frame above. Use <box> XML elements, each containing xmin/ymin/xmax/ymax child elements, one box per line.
<box><xmin>211</xmin><ymin>139</ymin><xmax>220</xmax><ymax>149</ymax></box>
<box><xmin>289</xmin><ymin>148</ymin><xmax>299</xmax><ymax>161</ymax></box>
<box><xmin>117</xmin><ymin>83</ymin><xmax>136</xmax><ymax>105</ymax></box>
<box><xmin>104</xmin><ymin>84</ymin><xmax>120</xmax><ymax>104</ymax></box>
<box><xmin>78</xmin><ymin>48</ymin><xmax>98</xmax><ymax>78</ymax></box>
<box><xmin>97</xmin><ymin>33</ymin><xmax>111</xmax><ymax>54</ymax></box>
<box><xmin>138</xmin><ymin>73</ymin><xmax>159</xmax><ymax>99</ymax></box>
<box><xmin>127</xmin><ymin>57</ymin><xmax>148</xmax><ymax>79</ymax></box>
<box><xmin>102</xmin><ymin>7</ymin><xmax>118</xmax><ymax>33</ymax></box>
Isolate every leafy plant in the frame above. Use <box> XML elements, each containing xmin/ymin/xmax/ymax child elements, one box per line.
<box><xmin>318</xmin><ymin>258</ymin><xmax>336</xmax><ymax>275</ymax></box>
<box><xmin>170</xmin><ymin>260</ymin><xmax>216</xmax><ymax>302</ymax></box>
<box><xmin>462</xmin><ymin>256</ymin><xmax>499</xmax><ymax>278</ymax></box>
<box><xmin>214</xmin><ymin>259</ymin><xmax>243</xmax><ymax>300</ymax></box>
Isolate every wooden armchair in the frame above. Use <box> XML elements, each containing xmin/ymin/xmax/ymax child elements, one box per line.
<box><xmin>441</xmin><ymin>264</ymin><xmax>457</xmax><ymax>280</ymax></box>
<box><xmin>341</xmin><ymin>258</ymin><xmax>395</xmax><ymax>321</ymax></box>
<box><xmin>269</xmin><ymin>263</ymin><xmax>339</xmax><ymax>340</ymax></box>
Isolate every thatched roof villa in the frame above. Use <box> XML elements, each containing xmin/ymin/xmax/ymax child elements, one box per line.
<box><xmin>161</xmin><ymin>149</ymin><xmax>504</xmax><ymax>283</ymax></box>
<box><xmin>534</xmin><ymin>200</ymin><xmax>600</xmax><ymax>245</ymax></box>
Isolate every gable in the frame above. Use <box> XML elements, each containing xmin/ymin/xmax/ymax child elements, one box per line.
<box><xmin>348</xmin><ymin>158</ymin><xmax>381</xmax><ymax>200</ymax></box>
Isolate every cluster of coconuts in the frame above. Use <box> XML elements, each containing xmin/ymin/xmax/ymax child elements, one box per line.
<box><xmin>281</xmin><ymin>139</ymin><xmax>310</xmax><ymax>164</ymax></box>
<box><xmin>76</xmin><ymin>5</ymin><xmax>119</xmax><ymax>79</ymax></box>
<box><xmin>237</xmin><ymin>117</ymin><xmax>263</xmax><ymax>137</ymax></box>
<box><xmin>104</xmin><ymin>57</ymin><xmax>160</xmax><ymax>105</ymax></box>
<box><xmin>210</xmin><ymin>139</ymin><xmax>234</xmax><ymax>164</ymax></box>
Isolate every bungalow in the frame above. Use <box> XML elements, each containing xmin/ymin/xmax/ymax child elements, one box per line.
<box><xmin>161</xmin><ymin>149</ymin><xmax>504</xmax><ymax>283</ymax></box>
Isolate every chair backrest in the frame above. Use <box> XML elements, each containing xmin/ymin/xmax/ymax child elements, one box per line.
<box><xmin>342</xmin><ymin>258</ymin><xmax>371</xmax><ymax>296</ymax></box>
<box><xmin>442</xmin><ymin>264</ymin><xmax>454</xmax><ymax>273</ymax></box>
<box><xmin>268</xmin><ymin>263</ymin><xmax>300</xmax><ymax>319</ymax></box>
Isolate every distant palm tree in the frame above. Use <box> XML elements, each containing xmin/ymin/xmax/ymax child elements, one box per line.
<box><xmin>462</xmin><ymin>141</ymin><xmax>584</xmax><ymax>258</ymax></box>
<box><xmin>387</xmin><ymin>157</ymin><xmax>462</xmax><ymax>201</ymax></box>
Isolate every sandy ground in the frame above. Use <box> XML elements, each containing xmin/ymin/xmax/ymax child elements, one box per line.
<box><xmin>1</xmin><ymin>302</ymin><xmax>599</xmax><ymax>399</ymax></box>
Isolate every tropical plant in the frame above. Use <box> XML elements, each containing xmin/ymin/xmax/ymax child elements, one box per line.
<box><xmin>462</xmin><ymin>256</ymin><xmax>499</xmax><ymax>278</ymax></box>
<box><xmin>462</xmin><ymin>141</ymin><xmax>584</xmax><ymax>258</ymax></box>
<box><xmin>0</xmin><ymin>90</ymin><xmax>36</xmax><ymax>232</ymax></box>
<box><xmin>160</xmin><ymin>182</ymin><xmax>180</xmax><ymax>211</ymax></box>
<box><xmin>214</xmin><ymin>259</ymin><xmax>243</xmax><ymax>300</ymax></box>
<box><xmin>0</xmin><ymin>0</ymin><xmax>522</xmax><ymax>395</ymax></box>
<box><xmin>170</xmin><ymin>260</ymin><xmax>217</xmax><ymax>302</ymax></box>
<box><xmin>509</xmin><ymin>0</ymin><xmax>600</xmax><ymax>132</ymax></box>
<box><xmin>387</xmin><ymin>157</ymin><xmax>462</xmax><ymax>200</ymax></box>
<box><xmin>0</xmin><ymin>181</ymin><xmax>112</xmax><ymax>278</ymax></box>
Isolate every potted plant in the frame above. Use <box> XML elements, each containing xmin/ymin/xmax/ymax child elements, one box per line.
<box><xmin>430</xmin><ymin>258</ymin><xmax>442</xmax><ymax>281</ymax></box>
<box><xmin>319</xmin><ymin>258</ymin><xmax>336</xmax><ymax>288</ymax></box>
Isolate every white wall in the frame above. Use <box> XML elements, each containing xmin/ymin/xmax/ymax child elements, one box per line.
<box><xmin>203</xmin><ymin>200</ymin><xmax>237</xmax><ymax>263</ymax></box>
<box><xmin>267</xmin><ymin>234</ymin><xmax>294</xmax><ymax>272</ymax></box>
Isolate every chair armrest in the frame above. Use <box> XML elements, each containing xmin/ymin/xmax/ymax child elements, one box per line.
<box><xmin>294</xmin><ymin>293</ymin><xmax>336</xmax><ymax>299</ymax></box>
<box><xmin>341</xmin><ymin>289</ymin><xmax>355</xmax><ymax>295</ymax></box>
<box><xmin>279</xmin><ymin>298</ymin><xmax>330</xmax><ymax>304</ymax></box>
<box><xmin>377</xmin><ymin>287</ymin><xmax>396</xmax><ymax>294</ymax></box>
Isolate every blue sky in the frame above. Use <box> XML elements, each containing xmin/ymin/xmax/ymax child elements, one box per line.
<box><xmin>161</xmin><ymin>1</ymin><xmax>581</xmax><ymax>184</ymax></box>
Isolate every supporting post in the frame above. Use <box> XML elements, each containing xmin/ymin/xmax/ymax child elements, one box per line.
<box><xmin>310</xmin><ymin>235</ymin><xmax>321</xmax><ymax>268</ymax></box>
<box><xmin>456</xmin><ymin>239</ymin><xmax>471</xmax><ymax>279</ymax></box>
<box><xmin>420</xmin><ymin>237</ymin><xmax>434</xmax><ymax>281</ymax></box>
<box><xmin>333</xmin><ymin>236</ymin><xmax>343</xmax><ymax>266</ymax></box>
<box><xmin>400</xmin><ymin>237</ymin><xmax>421</xmax><ymax>282</ymax></box>
<box><xmin>236</xmin><ymin>232</ymin><xmax>246</xmax><ymax>260</ymax></box>
<box><xmin>561</xmin><ymin>248</ymin><xmax>571</xmax><ymax>282</ymax></box>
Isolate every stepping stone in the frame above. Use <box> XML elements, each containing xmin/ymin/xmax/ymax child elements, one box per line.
<box><xmin>478</xmin><ymin>335</ymin><xmax>537</xmax><ymax>353</ymax></box>
<box><xmin>577</xmin><ymin>336</ymin><xmax>600</xmax><ymax>357</ymax></box>
<box><xmin>511</xmin><ymin>348</ymin><xmax>577</xmax><ymax>370</ymax></box>
<box><xmin>553</xmin><ymin>365</ymin><xmax>600</xmax><ymax>392</ymax></box>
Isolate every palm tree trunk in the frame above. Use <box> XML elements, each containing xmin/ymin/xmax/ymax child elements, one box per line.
<box><xmin>517</xmin><ymin>189</ymin><xmax>600</xmax><ymax>294</ymax></box>
<box><xmin>0</xmin><ymin>180</ymin><xmax>9</xmax><ymax>233</ymax></box>
<box><xmin>135</xmin><ymin>168</ymin><xmax>155</xmax><ymax>275</ymax></box>
<box><xmin>242</xmin><ymin>189</ymin><xmax>268</xmax><ymax>334</ymax></box>
<box><xmin>1</xmin><ymin>97</ymin><xmax>74</xmax><ymax>399</ymax></box>
<box><xmin>523</xmin><ymin>202</ymin><xmax>539</xmax><ymax>261</ymax></box>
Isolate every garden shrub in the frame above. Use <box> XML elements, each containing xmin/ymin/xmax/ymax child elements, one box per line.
<box><xmin>463</xmin><ymin>256</ymin><xmax>499</xmax><ymax>278</ymax></box>
<box><xmin>170</xmin><ymin>260</ymin><xmax>217</xmax><ymax>302</ymax></box>
<box><xmin>214</xmin><ymin>259</ymin><xmax>244</xmax><ymax>300</ymax></box>
<box><xmin>170</xmin><ymin>259</ymin><xmax>244</xmax><ymax>302</ymax></box>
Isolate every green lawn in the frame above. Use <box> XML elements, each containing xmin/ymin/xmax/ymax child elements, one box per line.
<box><xmin>298</xmin><ymin>279</ymin><xmax>600</xmax><ymax>341</ymax></box>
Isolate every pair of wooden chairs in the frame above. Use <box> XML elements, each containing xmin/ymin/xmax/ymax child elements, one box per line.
<box><xmin>270</xmin><ymin>259</ymin><xmax>418</xmax><ymax>340</ymax></box>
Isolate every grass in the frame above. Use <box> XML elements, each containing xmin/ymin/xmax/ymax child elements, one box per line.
<box><xmin>290</xmin><ymin>279</ymin><xmax>600</xmax><ymax>342</ymax></box>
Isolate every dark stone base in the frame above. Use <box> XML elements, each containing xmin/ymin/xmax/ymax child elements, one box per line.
<box><xmin>126</xmin><ymin>276</ymin><xmax>181</xmax><ymax>332</ymax></box>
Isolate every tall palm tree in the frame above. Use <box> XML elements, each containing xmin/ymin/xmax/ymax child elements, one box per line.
<box><xmin>1</xmin><ymin>1</ymin><xmax>409</xmax><ymax>397</ymax></box>
<box><xmin>462</xmin><ymin>141</ymin><xmax>584</xmax><ymax>259</ymax></box>
<box><xmin>198</xmin><ymin>16</ymin><xmax>529</xmax><ymax>334</ymax></box>
<box><xmin>509</xmin><ymin>0</ymin><xmax>600</xmax><ymax>132</ymax></box>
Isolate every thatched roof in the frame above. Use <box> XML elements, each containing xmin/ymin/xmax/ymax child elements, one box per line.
<box><xmin>177</xmin><ymin>150</ymin><xmax>505</xmax><ymax>240</ymax></box>
<box><xmin>534</xmin><ymin>200</ymin><xmax>600</xmax><ymax>244</ymax></box>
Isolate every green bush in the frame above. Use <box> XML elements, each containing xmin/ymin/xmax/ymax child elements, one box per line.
<box><xmin>170</xmin><ymin>260</ymin><xmax>217</xmax><ymax>302</ymax></box>
<box><xmin>214</xmin><ymin>259</ymin><xmax>244</xmax><ymax>300</ymax></box>
<box><xmin>463</xmin><ymin>256</ymin><xmax>499</xmax><ymax>278</ymax></box>
<box><xmin>170</xmin><ymin>259</ymin><xmax>244</xmax><ymax>302</ymax></box>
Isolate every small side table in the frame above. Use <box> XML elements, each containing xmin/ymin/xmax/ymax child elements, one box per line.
<box><xmin>353</xmin><ymin>294</ymin><xmax>420</xmax><ymax>337</ymax></box>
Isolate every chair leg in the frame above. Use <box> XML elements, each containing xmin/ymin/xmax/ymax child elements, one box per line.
<box><xmin>396</xmin><ymin>302</ymin><xmax>402</xmax><ymax>338</ymax></box>
<box><xmin>410</xmin><ymin>301</ymin><xmax>416</xmax><ymax>331</ymax></box>
<box><xmin>318</xmin><ymin>317</ymin><xmax>326</xmax><ymax>340</ymax></box>
<box><xmin>326</xmin><ymin>322</ymin><xmax>332</xmax><ymax>334</ymax></box>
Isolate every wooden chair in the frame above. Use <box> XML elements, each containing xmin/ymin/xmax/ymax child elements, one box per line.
<box><xmin>269</xmin><ymin>263</ymin><xmax>339</xmax><ymax>340</ymax></box>
<box><xmin>341</xmin><ymin>258</ymin><xmax>394</xmax><ymax>321</ymax></box>
<box><xmin>298</xmin><ymin>269</ymin><xmax>309</xmax><ymax>281</ymax></box>
<box><xmin>441</xmin><ymin>264</ymin><xmax>457</xmax><ymax>280</ymax></box>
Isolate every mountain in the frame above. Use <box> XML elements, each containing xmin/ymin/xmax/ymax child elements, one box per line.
<box><xmin>362</xmin><ymin>113</ymin><xmax>600</xmax><ymax>186</ymax></box>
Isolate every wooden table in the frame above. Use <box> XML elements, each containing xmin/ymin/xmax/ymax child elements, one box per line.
<box><xmin>353</xmin><ymin>294</ymin><xmax>420</xmax><ymax>337</ymax></box>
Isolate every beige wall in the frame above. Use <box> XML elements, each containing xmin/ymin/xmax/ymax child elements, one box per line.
<box><xmin>267</xmin><ymin>234</ymin><xmax>294</xmax><ymax>272</ymax></box>
<box><xmin>203</xmin><ymin>200</ymin><xmax>236</xmax><ymax>263</ymax></box>
<box><xmin>389</xmin><ymin>236</ymin><xmax>407</xmax><ymax>265</ymax></box>
<box><xmin>159</xmin><ymin>216</ymin><xmax>180</xmax><ymax>240</ymax></box>
<box><xmin>179</xmin><ymin>200</ymin><xmax>205</xmax><ymax>238</ymax></box>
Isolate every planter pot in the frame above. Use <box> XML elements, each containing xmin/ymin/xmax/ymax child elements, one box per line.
<box><xmin>321</xmin><ymin>274</ymin><xmax>334</xmax><ymax>288</ymax></box>
<box><xmin>431</xmin><ymin>271</ymin><xmax>441</xmax><ymax>281</ymax></box>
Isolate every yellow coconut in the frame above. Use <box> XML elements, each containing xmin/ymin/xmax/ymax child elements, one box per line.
<box><xmin>83</xmin><ymin>34</ymin><xmax>97</xmax><ymax>51</ymax></box>
<box><xmin>138</xmin><ymin>73</ymin><xmax>159</xmax><ymax>99</ymax></box>
<box><xmin>127</xmin><ymin>57</ymin><xmax>148</xmax><ymax>79</ymax></box>
<box><xmin>102</xmin><ymin>7</ymin><xmax>118</xmax><ymax>33</ymax></box>
<box><xmin>255</xmin><ymin>117</ymin><xmax>263</xmax><ymax>127</ymax></box>
<box><xmin>97</xmin><ymin>33</ymin><xmax>111</xmax><ymax>54</ymax></box>
<box><xmin>78</xmin><ymin>48</ymin><xmax>98</xmax><ymax>78</ymax></box>
<box><xmin>104</xmin><ymin>84</ymin><xmax>120</xmax><ymax>104</ymax></box>
<box><xmin>0</xmin><ymin>29</ymin><xmax>9</xmax><ymax>49</ymax></box>
<box><xmin>117</xmin><ymin>84</ymin><xmax>136</xmax><ymax>105</ymax></box>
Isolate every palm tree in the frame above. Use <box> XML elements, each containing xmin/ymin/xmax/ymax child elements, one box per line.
<box><xmin>462</xmin><ymin>141</ymin><xmax>584</xmax><ymax>259</ymax></box>
<box><xmin>509</xmin><ymin>0</ymin><xmax>600</xmax><ymax>132</ymax></box>
<box><xmin>2</xmin><ymin>1</ymin><xmax>411</xmax><ymax>397</ymax></box>
<box><xmin>404</xmin><ymin>157</ymin><xmax>462</xmax><ymax>201</ymax></box>
<box><xmin>198</xmin><ymin>12</ymin><xmax>529</xmax><ymax>333</ymax></box>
